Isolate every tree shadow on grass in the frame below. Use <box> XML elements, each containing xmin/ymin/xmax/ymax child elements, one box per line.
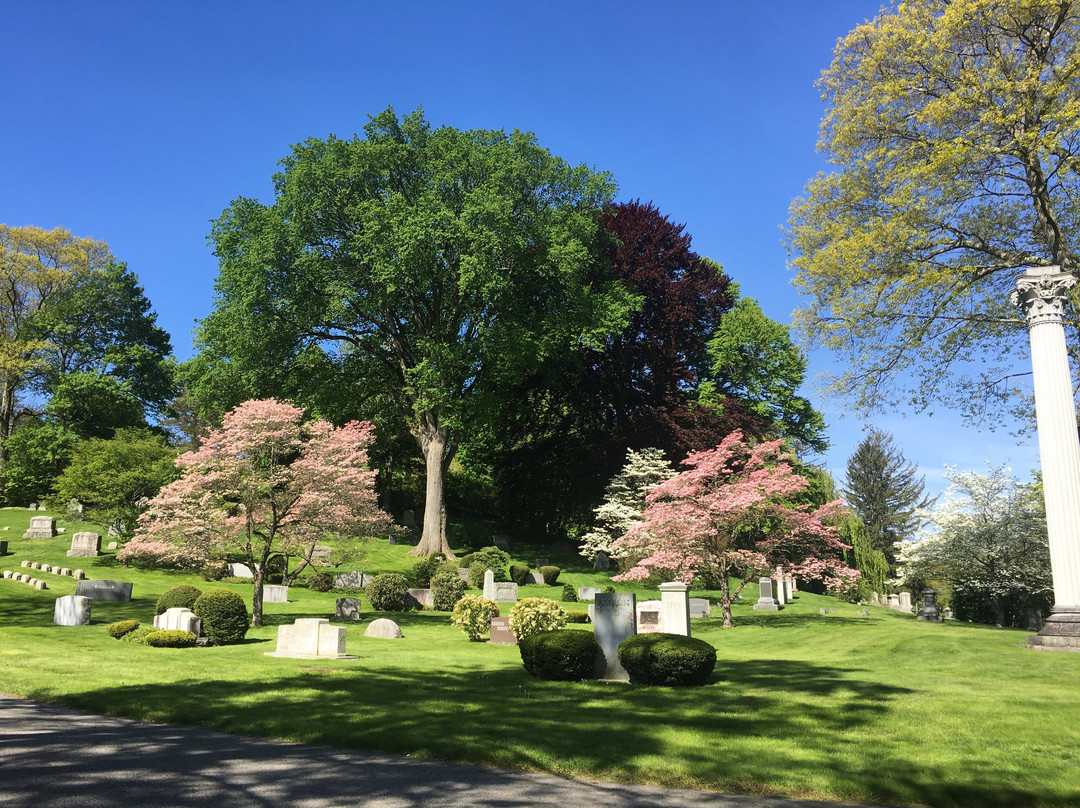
<box><xmin>735</xmin><ymin>612</ymin><xmax>872</xmax><ymax>629</ymax></box>
<box><xmin>8</xmin><ymin>654</ymin><xmax>1071</xmax><ymax>808</ymax></box>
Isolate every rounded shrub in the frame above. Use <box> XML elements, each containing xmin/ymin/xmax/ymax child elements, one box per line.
<box><xmin>539</xmin><ymin>565</ymin><xmax>561</xmax><ymax>586</ymax></box>
<box><xmin>107</xmin><ymin>619</ymin><xmax>140</xmax><ymax>639</ymax></box>
<box><xmin>565</xmin><ymin>611</ymin><xmax>591</xmax><ymax>624</ymax></box>
<box><xmin>263</xmin><ymin>554</ymin><xmax>286</xmax><ymax>584</ymax></box>
<box><xmin>470</xmin><ymin>546</ymin><xmax>510</xmax><ymax>581</ymax></box>
<box><xmin>365</xmin><ymin>573</ymin><xmax>411</xmax><ymax>611</ymax></box>
<box><xmin>193</xmin><ymin>588</ymin><xmax>249</xmax><ymax>645</ymax></box>
<box><xmin>200</xmin><ymin>561</ymin><xmax>229</xmax><ymax>581</ymax></box>
<box><xmin>431</xmin><ymin>569</ymin><xmax>467</xmax><ymax>611</ymax></box>
<box><xmin>120</xmin><ymin>625</ymin><xmax>157</xmax><ymax>645</ymax></box>
<box><xmin>308</xmin><ymin>571</ymin><xmax>334</xmax><ymax>592</ymax></box>
<box><xmin>519</xmin><ymin>629</ymin><xmax>599</xmax><ymax>681</ymax></box>
<box><xmin>604</xmin><ymin>585</ymin><xmax>616</xmax><ymax>594</ymax></box>
<box><xmin>155</xmin><ymin>585</ymin><xmax>203</xmax><ymax>615</ymax></box>
<box><xmin>562</xmin><ymin>583</ymin><xmax>578</xmax><ymax>602</ymax></box>
<box><xmin>508</xmin><ymin>597</ymin><xmax>568</xmax><ymax>641</ymax></box>
<box><xmin>411</xmin><ymin>553</ymin><xmax>447</xmax><ymax>587</ymax></box>
<box><xmin>617</xmin><ymin>633</ymin><xmax>717</xmax><ymax>687</ymax></box>
<box><xmin>451</xmin><ymin>594</ymin><xmax>501</xmax><ymax>641</ymax></box>
<box><xmin>145</xmin><ymin>629</ymin><xmax>197</xmax><ymax>648</ymax></box>
<box><xmin>509</xmin><ymin>564</ymin><xmax>530</xmax><ymax>585</ymax></box>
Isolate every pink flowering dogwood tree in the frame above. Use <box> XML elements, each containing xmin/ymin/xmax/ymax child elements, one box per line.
<box><xmin>119</xmin><ymin>399</ymin><xmax>390</xmax><ymax>626</ymax></box>
<box><xmin>612</xmin><ymin>430</ymin><xmax>858</xmax><ymax>627</ymax></box>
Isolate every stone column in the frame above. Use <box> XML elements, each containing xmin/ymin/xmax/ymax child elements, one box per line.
<box><xmin>1012</xmin><ymin>266</ymin><xmax>1080</xmax><ymax>651</ymax></box>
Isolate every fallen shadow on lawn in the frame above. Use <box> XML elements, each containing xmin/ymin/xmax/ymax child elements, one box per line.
<box><xmin>9</xmin><ymin>658</ymin><xmax>1073</xmax><ymax>808</ymax></box>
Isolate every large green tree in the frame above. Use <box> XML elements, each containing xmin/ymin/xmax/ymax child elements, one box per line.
<box><xmin>788</xmin><ymin>0</ymin><xmax>1080</xmax><ymax>420</ymax></box>
<box><xmin>842</xmin><ymin>427</ymin><xmax>933</xmax><ymax>569</ymax></box>
<box><xmin>194</xmin><ymin>107</ymin><xmax>635</xmax><ymax>556</ymax></box>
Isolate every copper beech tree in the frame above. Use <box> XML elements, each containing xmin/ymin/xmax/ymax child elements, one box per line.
<box><xmin>612</xmin><ymin>431</ymin><xmax>858</xmax><ymax>627</ymax></box>
<box><xmin>120</xmin><ymin>399</ymin><xmax>390</xmax><ymax>626</ymax></box>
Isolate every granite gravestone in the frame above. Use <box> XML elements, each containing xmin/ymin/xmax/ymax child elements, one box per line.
<box><xmin>266</xmin><ymin>618</ymin><xmax>355</xmax><ymax>659</ymax></box>
<box><xmin>23</xmin><ymin>516</ymin><xmax>56</xmax><ymax>539</ymax></box>
<box><xmin>53</xmin><ymin>595</ymin><xmax>92</xmax><ymax>626</ymax></box>
<box><xmin>66</xmin><ymin>532</ymin><xmax>101</xmax><ymax>558</ymax></box>
<box><xmin>407</xmin><ymin>588</ymin><xmax>433</xmax><ymax>608</ymax></box>
<box><xmin>489</xmin><ymin>615</ymin><xmax>517</xmax><ymax>645</ymax></box>
<box><xmin>335</xmin><ymin>597</ymin><xmax>362</xmax><ymax>621</ymax></box>
<box><xmin>75</xmin><ymin>580</ymin><xmax>133</xmax><ymax>602</ymax></box>
<box><xmin>753</xmin><ymin>578</ymin><xmax>781</xmax><ymax>611</ymax></box>
<box><xmin>334</xmin><ymin>570</ymin><xmax>371</xmax><ymax>589</ymax></box>
<box><xmin>263</xmin><ymin>585</ymin><xmax>288</xmax><ymax>603</ymax></box>
<box><xmin>689</xmin><ymin>598</ymin><xmax>711</xmax><ymax>619</ymax></box>
<box><xmin>659</xmin><ymin>581</ymin><xmax>691</xmax><ymax>637</ymax></box>
<box><xmin>593</xmin><ymin>551</ymin><xmax>611</xmax><ymax>571</ymax></box>
<box><xmin>594</xmin><ymin>592</ymin><xmax>637</xmax><ymax>681</ymax></box>
<box><xmin>916</xmin><ymin>588</ymin><xmax>944</xmax><ymax>622</ymax></box>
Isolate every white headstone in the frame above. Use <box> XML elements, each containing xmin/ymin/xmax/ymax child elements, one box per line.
<box><xmin>898</xmin><ymin>591</ymin><xmax>913</xmax><ymax>612</ymax></box>
<box><xmin>228</xmin><ymin>562</ymin><xmax>254</xmax><ymax>578</ymax></box>
<box><xmin>594</xmin><ymin>592</ymin><xmax>637</xmax><ymax>681</ymax></box>
<box><xmin>53</xmin><ymin>595</ymin><xmax>92</xmax><ymax>626</ymax></box>
<box><xmin>636</xmin><ymin>600</ymin><xmax>664</xmax><ymax>633</ymax></box>
<box><xmin>153</xmin><ymin>607</ymin><xmax>202</xmax><ymax>636</ymax></box>
<box><xmin>577</xmin><ymin>586</ymin><xmax>601</xmax><ymax>601</ymax></box>
<box><xmin>23</xmin><ymin>516</ymin><xmax>57</xmax><ymax>538</ymax></box>
<box><xmin>263</xmin><ymin>584</ymin><xmax>288</xmax><ymax>603</ymax></box>
<box><xmin>659</xmin><ymin>581</ymin><xmax>691</xmax><ymax>637</ymax></box>
<box><xmin>365</xmin><ymin>618</ymin><xmax>404</xmax><ymax>639</ymax></box>
<box><xmin>67</xmin><ymin>532</ymin><xmax>102</xmax><ymax>557</ymax></box>
<box><xmin>266</xmin><ymin>617</ymin><xmax>355</xmax><ymax>658</ymax></box>
<box><xmin>753</xmin><ymin>578</ymin><xmax>781</xmax><ymax>611</ymax></box>
<box><xmin>482</xmin><ymin>568</ymin><xmax>495</xmax><ymax>601</ymax></box>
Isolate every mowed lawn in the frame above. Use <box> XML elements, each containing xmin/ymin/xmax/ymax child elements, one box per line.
<box><xmin>1</xmin><ymin>509</ymin><xmax>1078</xmax><ymax>808</ymax></box>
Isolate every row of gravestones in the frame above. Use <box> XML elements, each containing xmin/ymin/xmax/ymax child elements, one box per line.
<box><xmin>15</xmin><ymin>562</ymin><xmax>86</xmax><ymax>578</ymax></box>
<box><xmin>2</xmin><ymin>571</ymin><xmax>48</xmax><ymax>589</ymax></box>
<box><xmin>752</xmin><ymin>576</ymin><xmax>798</xmax><ymax>611</ymax></box>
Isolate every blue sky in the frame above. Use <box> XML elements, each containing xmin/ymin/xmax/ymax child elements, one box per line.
<box><xmin>1</xmin><ymin>1</ymin><xmax>1040</xmax><ymax>499</ymax></box>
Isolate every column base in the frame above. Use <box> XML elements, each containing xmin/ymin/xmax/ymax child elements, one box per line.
<box><xmin>1024</xmin><ymin>606</ymin><xmax>1080</xmax><ymax>652</ymax></box>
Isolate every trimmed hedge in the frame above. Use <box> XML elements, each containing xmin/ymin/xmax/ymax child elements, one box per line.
<box><xmin>155</xmin><ymin>585</ymin><xmax>203</xmax><ymax>615</ymax></box>
<box><xmin>509</xmin><ymin>564</ymin><xmax>530</xmax><ymax>585</ymax></box>
<box><xmin>366</xmin><ymin>573</ymin><xmax>411</xmax><ymax>611</ymax></box>
<box><xmin>146</xmin><ymin>629</ymin><xmax>198</xmax><ymax>648</ymax></box>
<box><xmin>519</xmin><ymin>629</ymin><xmax>599</xmax><ymax>681</ymax></box>
<box><xmin>539</xmin><ymin>565</ymin><xmax>560</xmax><ymax>585</ymax></box>
<box><xmin>617</xmin><ymin>633</ymin><xmax>716</xmax><ymax>687</ymax></box>
<box><xmin>193</xmin><ymin>588</ymin><xmax>249</xmax><ymax>645</ymax></box>
<box><xmin>107</xmin><ymin>619</ymin><xmax>140</xmax><ymax>639</ymax></box>
<box><xmin>431</xmin><ymin>569</ymin><xmax>467</xmax><ymax>611</ymax></box>
<box><xmin>565</xmin><ymin>611</ymin><xmax>591</xmax><ymax>624</ymax></box>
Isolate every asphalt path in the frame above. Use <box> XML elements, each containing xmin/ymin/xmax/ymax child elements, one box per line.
<box><xmin>0</xmin><ymin>694</ymin><xmax>898</xmax><ymax>808</ymax></box>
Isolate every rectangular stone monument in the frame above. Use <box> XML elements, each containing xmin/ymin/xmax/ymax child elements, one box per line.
<box><xmin>266</xmin><ymin>618</ymin><xmax>356</xmax><ymax>659</ymax></box>
<box><xmin>898</xmin><ymin>591</ymin><xmax>913</xmax><ymax>612</ymax></box>
<box><xmin>335</xmin><ymin>597</ymin><xmax>362</xmax><ymax>621</ymax></box>
<box><xmin>888</xmin><ymin>594</ymin><xmax>901</xmax><ymax>610</ymax></box>
<box><xmin>23</xmin><ymin>516</ymin><xmax>56</xmax><ymax>539</ymax></box>
<box><xmin>870</xmin><ymin>592</ymin><xmax>881</xmax><ymax>606</ymax></box>
<box><xmin>0</xmin><ymin>540</ymin><xmax>7</xmax><ymax>555</ymax></box>
<box><xmin>153</xmin><ymin>607</ymin><xmax>202</xmax><ymax>636</ymax></box>
<box><xmin>636</xmin><ymin>604</ymin><xmax>663</xmax><ymax>634</ymax></box>
<box><xmin>75</xmin><ymin>580</ymin><xmax>132</xmax><ymax>602</ymax></box>
<box><xmin>660</xmin><ymin>581</ymin><xmax>691</xmax><ymax>637</ymax></box>
<box><xmin>526</xmin><ymin>570</ymin><xmax>544</xmax><ymax>584</ymax></box>
<box><xmin>689</xmin><ymin>598</ymin><xmax>711</xmax><ymax>619</ymax></box>
<box><xmin>775</xmin><ymin>577</ymin><xmax>787</xmax><ymax>605</ymax></box>
<box><xmin>53</xmin><ymin>595</ymin><xmax>92</xmax><ymax>626</ymax></box>
<box><xmin>492</xmin><ymin>582</ymin><xmax>518</xmax><ymax>602</ymax></box>
<box><xmin>263</xmin><ymin>584</ymin><xmax>288</xmax><ymax>603</ymax></box>
<box><xmin>577</xmin><ymin>586</ymin><xmax>601</xmax><ymax>601</ymax></box>
<box><xmin>334</xmin><ymin>570</ymin><xmax>371</xmax><ymax>589</ymax></box>
<box><xmin>407</xmin><ymin>588</ymin><xmax>433</xmax><ymax>608</ymax></box>
<box><xmin>489</xmin><ymin>615</ymin><xmax>517</xmax><ymax>645</ymax></box>
<box><xmin>228</xmin><ymin>562</ymin><xmax>254</xmax><ymax>578</ymax></box>
<box><xmin>753</xmin><ymin>577</ymin><xmax>781</xmax><ymax>611</ymax></box>
<box><xmin>66</xmin><ymin>531</ymin><xmax>101</xmax><ymax>557</ymax></box>
<box><xmin>594</xmin><ymin>592</ymin><xmax>637</xmax><ymax>681</ymax></box>
<box><xmin>309</xmin><ymin>545</ymin><xmax>333</xmax><ymax>564</ymax></box>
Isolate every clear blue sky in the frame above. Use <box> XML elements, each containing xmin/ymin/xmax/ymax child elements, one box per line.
<box><xmin>1</xmin><ymin>0</ymin><xmax>1040</xmax><ymax>499</ymax></box>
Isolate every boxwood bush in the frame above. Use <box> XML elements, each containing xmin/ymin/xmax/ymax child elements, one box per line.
<box><xmin>617</xmin><ymin>633</ymin><xmax>716</xmax><ymax>687</ymax></box>
<box><xmin>193</xmin><ymin>588</ymin><xmax>249</xmax><ymax>645</ymax></box>
<box><xmin>155</xmin><ymin>585</ymin><xmax>203</xmax><ymax>615</ymax></box>
<box><xmin>411</xmin><ymin>552</ymin><xmax>448</xmax><ymax>587</ymax></box>
<box><xmin>431</xmin><ymin>569</ymin><xmax>467</xmax><ymax>611</ymax></box>
<box><xmin>120</xmin><ymin>625</ymin><xmax>157</xmax><ymax>645</ymax></box>
<box><xmin>519</xmin><ymin>629</ymin><xmax>599</xmax><ymax>681</ymax></box>
<box><xmin>366</xmin><ymin>572</ymin><xmax>411</xmax><ymax>611</ymax></box>
<box><xmin>565</xmin><ymin>611</ymin><xmax>590</xmax><ymax>624</ymax></box>
<box><xmin>107</xmin><ymin>619</ymin><xmax>140</xmax><ymax>639</ymax></box>
<box><xmin>146</xmin><ymin>629</ymin><xmax>198</xmax><ymax>648</ymax></box>
<box><xmin>470</xmin><ymin>546</ymin><xmax>510</xmax><ymax>581</ymax></box>
<box><xmin>509</xmin><ymin>564</ymin><xmax>530</xmax><ymax>585</ymax></box>
<box><xmin>539</xmin><ymin>565</ymin><xmax>560</xmax><ymax>585</ymax></box>
<box><xmin>562</xmin><ymin>583</ymin><xmax>578</xmax><ymax>602</ymax></box>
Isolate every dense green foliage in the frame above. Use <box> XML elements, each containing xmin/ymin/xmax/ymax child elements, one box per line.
<box><xmin>307</xmin><ymin>571</ymin><xmax>334</xmax><ymax>593</ymax></box>
<box><xmin>507</xmin><ymin>597</ymin><xmax>567</xmax><ymax>640</ymax></box>
<box><xmin>365</xmin><ymin>573</ymin><xmax>411</xmax><ymax>612</ymax></box>
<box><xmin>106</xmin><ymin>619</ymin><xmax>140</xmax><ymax>639</ymax></box>
<box><xmin>119</xmin><ymin>625</ymin><xmax>157</xmax><ymax>645</ymax></box>
<box><xmin>0</xmin><ymin>421</ymin><xmax>80</xmax><ymax>505</ymax></box>
<box><xmin>617</xmin><ymin>633</ymin><xmax>717</xmax><ymax>687</ymax></box>
<box><xmin>509</xmin><ymin>564</ymin><xmax>529</xmax><ymax>585</ymax></box>
<box><xmin>410</xmin><ymin>553</ymin><xmax>447</xmax><ymax>588</ymax></box>
<box><xmin>519</xmin><ymin>629</ymin><xmax>599</xmax><ymax>681</ymax></box>
<box><xmin>430</xmin><ymin>569</ymin><xmax>466</xmax><ymax>611</ymax></box>
<box><xmin>145</xmin><ymin>629</ymin><xmax>197</xmax><ymax>648</ymax></box>
<box><xmin>193</xmin><ymin>589</ymin><xmax>249</xmax><ymax>645</ymax></box>
<box><xmin>539</xmin><ymin>565</ymin><xmax>560</xmax><ymax>585</ymax></box>
<box><xmin>449</xmin><ymin>594</ymin><xmax>500</xmax><ymax>641</ymax></box>
<box><xmin>155</xmin><ymin>585</ymin><xmax>203</xmax><ymax>615</ymax></box>
<box><xmin>561</xmin><ymin>583</ymin><xmax>578</xmax><ymax>602</ymax></box>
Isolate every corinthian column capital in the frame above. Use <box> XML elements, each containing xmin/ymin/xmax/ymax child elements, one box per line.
<box><xmin>1011</xmin><ymin>267</ymin><xmax>1077</xmax><ymax>326</ymax></box>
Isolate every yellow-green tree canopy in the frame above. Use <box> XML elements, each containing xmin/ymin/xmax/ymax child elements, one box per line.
<box><xmin>787</xmin><ymin>0</ymin><xmax>1080</xmax><ymax>421</ymax></box>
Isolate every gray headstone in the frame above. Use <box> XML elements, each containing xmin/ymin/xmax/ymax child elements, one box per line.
<box><xmin>309</xmin><ymin>545</ymin><xmax>333</xmax><ymax>565</ymax></box>
<box><xmin>20</xmin><ymin>560</ymin><xmax>30</xmax><ymax>567</ymax></box>
<box><xmin>689</xmin><ymin>598</ymin><xmax>711</xmax><ymax>619</ymax></box>
<box><xmin>456</xmin><ymin>567</ymin><xmax>470</xmax><ymax>582</ymax></box>
<box><xmin>335</xmin><ymin>597</ymin><xmax>362</xmax><ymax>621</ymax></box>
<box><xmin>407</xmin><ymin>588</ymin><xmax>433</xmax><ymax>608</ymax></box>
<box><xmin>402</xmin><ymin>510</ymin><xmax>415</xmax><ymax>528</ymax></box>
<box><xmin>23</xmin><ymin>516</ymin><xmax>57</xmax><ymax>539</ymax></box>
<box><xmin>75</xmin><ymin>580</ymin><xmax>132</xmax><ymax>602</ymax></box>
<box><xmin>364</xmin><ymin>618</ymin><xmax>403</xmax><ymax>639</ymax></box>
<box><xmin>593</xmin><ymin>551</ymin><xmax>610</xmax><ymax>571</ymax></box>
<box><xmin>488</xmin><ymin>615</ymin><xmax>517</xmax><ymax>645</ymax></box>
<box><xmin>34</xmin><ymin>579</ymin><xmax>47</xmax><ymax>590</ymax></box>
<box><xmin>594</xmin><ymin>592</ymin><xmax>637</xmax><ymax>681</ymax></box>
<box><xmin>753</xmin><ymin>577</ymin><xmax>781</xmax><ymax>611</ymax></box>
<box><xmin>53</xmin><ymin>595</ymin><xmax>92</xmax><ymax>626</ymax></box>
<box><xmin>334</xmin><ymin>570</ymin><xmax>371</xmax><ymax>589</ymax></box>
<box><xmin>916</xmin><ymin>587</ymin><xmax>944</xmax><ymax>623</ymax></box>
<box><xmin>72</xmin><ymin>569</ymin><xmax>85</xmax><ymax>580</ymax></box>
<box><xmin>526</xmin><ymin>570</ymin><xmax>544</xmax><ymax>585</ymax></box>
<box><xmin>263</xmin><ymin>584</ymin><xmax>288</xmax><ymax>603</ymax></box>
<box><xmin>577</xmin><ymin>586</ymin><xmax>601</xmax><ymax>602</ymax></box>
<box><xmin>492</xmin><ymin>582</ymin><xmax>518</xmax><ymax>602</ymax></box>
<box><xmin>67</xmin><ymin>532</ymin><xmax>102</xmax><ymax>558</ymax></box>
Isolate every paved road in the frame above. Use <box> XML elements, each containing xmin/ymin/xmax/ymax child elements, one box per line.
<box><xmin>0</xmin><ymin>694</ymin><xmax>896</xmax><ymax>808</ymax></box>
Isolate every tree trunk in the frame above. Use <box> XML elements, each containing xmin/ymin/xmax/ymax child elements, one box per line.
<box><xmin>719</xmin><ymin>574</ymin><xmax>734</xmax><ymax>628</ymax></box>
<box><xmin>410</xmin><ymin>410</ymin><xmax>456</xmax><ymax>558</ymax></box>
<box><xmin>0</xmin><ymin>379</ymin><xmax>16</xmax><ymax>471</ymax></box>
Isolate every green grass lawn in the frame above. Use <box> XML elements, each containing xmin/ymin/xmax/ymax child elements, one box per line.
<box><xmin>1</xmin><ymin>507</ymin><xmax>1078</xmax><ymax>807</ymax></box>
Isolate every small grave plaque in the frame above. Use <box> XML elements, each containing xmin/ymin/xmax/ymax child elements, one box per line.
<box><xmin>75</xmin><ymin>580</ymin><xmax>133</xmax><ymax>602</ymax></box>
<box><xmin>107</xmin><ymin>541</ymin><xmax>119</xmax><ymax>550</ymax></box>
<box><xmin>638</xmin><ymin>610</ymin><xmax>662</xmax><ymax>633</ymax></box>
<box><xmin>488</xmin><ymin>615</ymin><xmax>517</xmax><ymax>645</ymax></box>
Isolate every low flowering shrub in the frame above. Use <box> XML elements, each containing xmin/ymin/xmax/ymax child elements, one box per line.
<box><xmin>617</xmin><ymin>633</ymin><xmax>716</xmax><ymax>687</ymax></box>
<box><xmin>519</xmin><ymin>630</ymin><xmax>599</xmax><ymax>681</ymax></box>
<box><xmin>451</xmin><ymin>594</ymin><xmax>501</xmax><ymax>641</ymax></box>
<box><xmin>565</xmin><ymin>611</ymin><xmax>590</xmax><ymax>624</ymax></box>
<box><xmin>145</xmin><ymin>629</ymin><xmax>198</xmax><ymax>648</ymax></box>
<box><xmin>107</xmin><ymin>620</ymin><xmax>140</xmax><ymax>639</ymax></box>
<box><xmin>508</xmin><ymin>597</ymin><xmax>567</xmax><ymax>641</ymax></box>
